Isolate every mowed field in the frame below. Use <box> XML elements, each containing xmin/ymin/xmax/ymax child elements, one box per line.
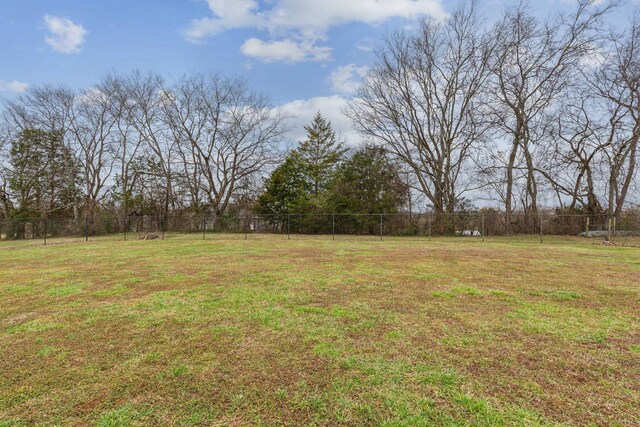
<box><xmin>0</xmin><ymin>236</ymin><xmax>638</xmax><ymax>426</ymax></box>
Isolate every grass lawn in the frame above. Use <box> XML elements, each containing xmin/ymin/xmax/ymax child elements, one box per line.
<box><xmin>0</xmin><ymin>235</ymin><xmax>638</xmax><ymax>426</ymax></box>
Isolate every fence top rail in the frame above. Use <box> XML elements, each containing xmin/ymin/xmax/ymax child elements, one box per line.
<box><xmin>1</xmin><ymin>212</ymin><xmax>637</xmax><ymax>221</ymax></box>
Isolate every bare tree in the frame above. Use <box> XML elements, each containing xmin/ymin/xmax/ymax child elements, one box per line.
<box><xmin>488</xmin><ymin>0</ymin><xmax>616</xmax><ymax>231</ymax></box>
<box><xmin>541</xmin><ymin>13</ymin><xmax>640</xmax><ymax>221</ymax></box>
<box><xmin>540</xmin><ymin>90</ymin><xmax>608</xmax><ymax>215</ymax></box>
<box><xmin>124</xmin><ymin>72</ymin><xmax>178</xmax><ymax>218</ymax></box>
<box><xmin>97</xmin><ymin>74</ymin><xmax>146</xmax><ymax>218</ymax></box>
<box><xmin>2</xmin><ymin>86</ymin><xmax>74</xmax><ymax>137</ymax></box>
<box><xmin>348</xmin><ymin>0</ymin><xmax>492</xmax><ymax>230</ymax></box>
<box><xmin>65</xmin><ymin>87</ymin><xmax>119</xmax><ymax>217</ymax></box>
<box><xmin>162</xmin><ymin>74</ymin><xmax>286</xmax><ymax>219</ymax></box>
<box><xmin>0</xmin><ymin>122</ymin><xmax>13</xmax><ymax>217</ymax></box>
<box><xmin>593</xmin><ymin>16</ymin><xmax>640</xmax><ymax>218</ymax></box>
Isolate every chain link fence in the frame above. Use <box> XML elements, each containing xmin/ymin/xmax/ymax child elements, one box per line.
<box><xmin>2</xmin><ymin>211</ymin><xmax>639</xmax><ymax>246</ymax></box>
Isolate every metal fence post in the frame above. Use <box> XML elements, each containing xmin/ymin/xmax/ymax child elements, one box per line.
<box><xmin>161</xmin><ymin>216</ymin><xmax>165</xmax><ymax>240</ymax></box>
<box><xmin>539</xmin><ymin>214</ymin><xmax>543</xmax><ymax>244</ymax></box>
<box><xmin>332</xmin><ymin>214</ymin><xmax>335</xmax><ymax>241</ymax></box>
<box><xmin>85</xmin><ymin>217</ymin><xmax>89</xmax><ymax>242</ymax></box>
<box><xmin>202</xmin><ymin>218</ymin><xmax>206</xmax><ymax>240</ymax></box>
<box><xmin>606</xmin><ymin>217</ymin><xmax>612</xmax><ymax>242</ymax></box>
<box><xmin>585</xmin><ymin>216</ymin><xmax>590</xmax><ymax>238</ymax></box>
<box><xmin>245</xmin><ymin>214</ymin><xmax>248</xmax><ymax>240</ymax></box>
<box><xmin>380</xmin><ymin>213</ymin><xmax>383</xmax><ymax>241</ymax></box>
<box><xmin>287</xmin><ymin>214</ymin><xmax>290</xmax><ymax>240</ymax></box>
<box><xmin>428</xmin><ymin>214</ymin><xmax>432</xmax><ymax>241</ymax></box>
<box><xmin>481</xmin><ymin>213</ymin><xmax>485</xmax><ymax>243</ymax></box>
<box><xmin>43</xmin><ymin>218</ymin><xmax>47</xmax><ymax>246</ymax></box>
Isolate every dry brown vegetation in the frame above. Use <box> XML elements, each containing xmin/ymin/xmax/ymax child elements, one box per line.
<box><xmin>0</xmin><ymin>236</ymin><xmax>638</xmax><ymax>426</ymax></box>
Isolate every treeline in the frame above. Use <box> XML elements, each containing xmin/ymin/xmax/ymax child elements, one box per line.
<box><xmin>349</xmin><ymin>0</ymin><xmax>640</xmax><ymax>231</ymax></box>
<box><xmin>255</xmin><ymin>113</ymin><xmax>410</xmax><ymax>232</ymax></box>
<box><xmin>0</xmin><ymin>0</ymin><xmax>638</xmax><ymax>232</ymax></box>
<box><xmin>0</xmin><ymin>73</ymin><xmax>287</xmax><ymax>223</ymax></box>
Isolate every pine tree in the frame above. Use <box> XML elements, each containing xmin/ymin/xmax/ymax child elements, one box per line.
<box><xmin>255</xmin><ymin>153</ymin><xmax>310</xmax><ymax>216</ymax></box>
<box><xmin>326</xmin><ymin>146</ymin><xmax>409</xmax><ymax>234</ymax></box>
<box><xmin>296</xmin><ymin>112</ymin><xmax>347</xmax><ymax>197</ymax></box>
<box><xmin>327</xmin><ymin>146</ymin><xmax>408</xmax><ymax>215</ymax></box>
<box><xmin>9</xmin><ymin>129</ymin><xmax>80</xmax><ymax>218</ymax></box>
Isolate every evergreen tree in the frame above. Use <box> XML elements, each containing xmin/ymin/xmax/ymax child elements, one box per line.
<box><xmin>9</xmin><ymin>129</ymin><xmax>80</xmax><ymax>218</ymax></box>
<box><xmin>296</xmin><ymin>112</ymin><xmax>347</xmax><ymax>197</ymax></box>
<box><xmin>255</xmin><ymin>152</ymin><xmax>310</xmax><ymax>216</ymax></box>
<box><xmin>327</xmin><ymin>146</ymin><xmax>409</xmax><ymax>215</ymax></box>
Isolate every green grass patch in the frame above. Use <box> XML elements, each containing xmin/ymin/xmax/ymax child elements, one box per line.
<box><xmin>0</xmin><ymin>235</ymin><xmax>638</xmax><ymax>425</ymax></box>
<box><xmin>6</xmin><ymin>320</ymin><xmax>64</xmax><ymax>334</ymax></box>
<box><xmin>97</xmin><ymin>404</ymin><xmax>153</xmax><ymax>427</ymax></box>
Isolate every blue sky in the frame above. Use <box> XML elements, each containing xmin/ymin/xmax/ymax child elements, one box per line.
<box><xmin>0</xmin><ymin>0</ymin><xmax>637</xmax><ymax>142</ymax></box>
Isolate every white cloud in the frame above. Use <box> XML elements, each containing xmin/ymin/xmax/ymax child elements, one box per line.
<box><xmin>188</xmin><ymin>0</ymin><xmax>447</xmax><ymax>38</ymax></box>
<box><xmin>44</xmin><ymin>15</ymin><xmax>88</xmax><ymax>54</ymax></box>
<box><xmin>185</xmin><ymin>0</ymin><xmax>260</xmax><ymax>42</ymax></box>
<box><xmin>0</xmin><ymin>80</ymin><xmax>29</xmax><ymax>93</ymax></box>
<box><xmin>241</xmin><ymin>38</ymin><xmax>332</xmax><ymax>63</ymax></box>
<box><xmin>278</xmin><ymin>95</ymin><xmax>364</xmax><ymax>145</ymax></box>
<box><xmin>356</xmin><ymin>38</ymin><xmax>376</xmax><ymax>53</ymax></box>
<box><xmin>330</xmin><ymin>64</ymin><xmax>369</xmax><ymax>94</ymax></box>
<box><xmin>77</xmin><ymin>87</ymin><xmax>109</xmax><ymax>106</ymax></box>
<box><xmin>580</xmin><ymin>47</ymin><xmax>606</xmax><ymax>68</ymax></box>
<box><xmin>185</xmin><ymin>0</ymin><xmax>447</xmax><ymax>62</ymax></box>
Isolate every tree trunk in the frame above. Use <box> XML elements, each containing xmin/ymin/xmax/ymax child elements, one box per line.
<box><xmin>504</xmin><ymin>138</ymin><xmax>519</xmax><ymax>235</ymax></box>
